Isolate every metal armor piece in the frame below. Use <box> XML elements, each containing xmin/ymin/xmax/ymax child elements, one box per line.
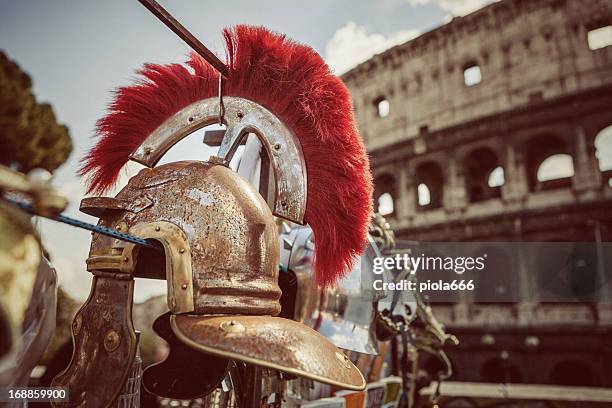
<box><xmin>171</xmin><ymin>315</ymin><xmax>365</xmax><ymax>389</ymax></box>
<box><xmin>279</xmin><ymin>225</ymin><xmax>384</xmax><ymax>356</ymax></box>
<box><xmin>0</xmin><ymin>202</ymin><xmax>41</xmax><ymax>368</ymax></box>
<box><xmin>86</xmin><ymin>160</ymin><xmax>282</xmax><ymax>316</ymax></box>
<box><xmin>58</xmin><ymin>91</ymin><xmax>367</xmax><ymax>402</ymax></box>
<box><xmin>130</xmin><ymin>97</ymin><xmax>307</xmax><ymax>224</ymax></box>
<box><xmin>0</xmin><ymin>165</ymin><xmax>63</xmax><ymax>380</ymax></box>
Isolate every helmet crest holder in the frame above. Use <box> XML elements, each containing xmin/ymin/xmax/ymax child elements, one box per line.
<box><xmin>52</xmin><ymin>97</ymin><xmax>364</xmax><ymax>407</ymax></box>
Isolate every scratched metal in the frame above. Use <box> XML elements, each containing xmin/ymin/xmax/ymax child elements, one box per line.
<box><xmin>51</xmin><ymin>275</ymin><xmax>138</xmax><ymax>407</ymax></box>
<box><xmin>129</xmin><ymin>97</ymin><xmax>307</xmax><ymax>224</ymax></box>
<box><xmin>80</xmin><ymin>196</ymin><xmax>153</xmax><ymax>218</ymax></box>
<box><xmin>171</xmin><ymin>314</ymin><xmax>366</xmax><ymax>391</ymax></box>
<box><xmin>280</xmin><ymin>225</ymin><xmax>386</xmax><ymax>355</ymax></box>
<box><xmin>85</xmin><ymin>160</ymin><xmax>281</xmax><ymax>316</ymax></box>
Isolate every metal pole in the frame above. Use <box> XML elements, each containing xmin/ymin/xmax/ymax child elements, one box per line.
<box><xmin>137</xmin><ymin>0</ymin><xmax>229</xmax><ymax>77</ymax></box>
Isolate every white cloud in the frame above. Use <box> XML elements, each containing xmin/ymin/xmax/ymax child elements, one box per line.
<box><xmin>325</xmin><ymin>22</ymin><xmax>420</xmax><ymax>75</ymax></box>
<box><xmin>406</xmin><ymin>0</ymin><xmax>497</xmax><ymax>16</ymax></box>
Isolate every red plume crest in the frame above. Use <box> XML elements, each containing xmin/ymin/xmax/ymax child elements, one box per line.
<box><xmin>81</xmin><ymin>25</ymin><xmax>373</xmax><ymax>286</ymax></box>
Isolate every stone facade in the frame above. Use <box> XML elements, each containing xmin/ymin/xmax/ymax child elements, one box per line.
<box><xmin>343</xmin><ymin>0</ymin><xmax>612</xmax><ymax>388</ymax></box>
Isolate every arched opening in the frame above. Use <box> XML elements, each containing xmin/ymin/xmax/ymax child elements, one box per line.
<box><xmin>463</xmin><ymin>147</ymin><xmax>503</xmax><ymax>203</ymax></box>
<box><xmin>378</xmin><ymin>192</ymin><xmax>394</xmax><ymax>216</ymax></box>
<box><xmin>587</xmin><ymin>24</ymin><xmax>612</xmax><ymax>50</ymax></box>
<box><xmin>535</xmin><ymin>242</ymin><xmax>599</xmax><ymax>302</ymax></box>
<box><xmin>417</xmin><ymin>183</ymin><xmax>431</xmax><ymax>206</ymax></box>
<box><xmin>526</xmin><ymin>134</ymin><xmax>573</xmax><ymax>191</ymax></box>
<box><xmin>421</xmin><ymin>354</ymin><xmax>454</xmax><ymax>380</ymax></box>
<box><xmin>595</xmin><ymin>124</ymin><xmax>612</xmax><ymax>187</ymax></box>
<box><xmin>373</xmin><ymin>96</ymin><xmax>390</xmax><ymax>118</ymax></box>
<box><xmin>474</xmin><ymin>248</ymin><xmax>518</xmax><ymax>302</ymax></box>
<box><xmin>415</xmin><ymin>162</ymin><xmax>444</xmax><ymax>210</ymax></box>
<box><xmin>488</xmin><ymin>166</ymin><xmax>505</xmax><ymax>188</ymax></box>
<box><xmin>374</xmin><ymin>173</ymin><xmax>397</xmax><ymax>217</ymax></box>
<box><xmin>537</xmin><ymin>154</ymin><xmax>574</xmax><ymax>182</ymax></box>
<box><xmin>480</xmin><ymin>356</ymin><xmax>523</xmax><ymax>383</ymax></box>
<box><xmin>463</xmin><ymin>63</ymin><xmax>482</xmax><ymax>86</ymax></box>
<box><xmin>550</xmin><ymin>360</ymin><xmax>598</xmax><ymax>386</ymax></box>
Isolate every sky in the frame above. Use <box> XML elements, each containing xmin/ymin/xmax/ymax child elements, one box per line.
<box><xmin>0</xmin><ymin>0</ymin><xmax>500</xmax><ymax>302</ymax></box>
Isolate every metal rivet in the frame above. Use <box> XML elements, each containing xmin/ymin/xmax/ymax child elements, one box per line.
<box><xmin>181</xmin><ymin>283</ymin><xmax>188</xmax><ymax>290</ymax></box>
<box><xmin>336</xmin><ymin>351</ymin><xmax>351</xmax><ymax>368</ymax></box>
<box><xmin>220</xmin><ymin>320</ymin><xmax>245</xmax><ymax>333</ymax></box>
<box><xmin>179</xmin><ymin>248</ymin><xmax>185</xmax><ymax>254</ymax></box>
<box><xmin>72</xmin><ymin>315</ymin><xmax>82</xmax><ymax>335</ymax></box>
<box><xmin>281</xmin><ymin>200</ymin><xmax>287</xmax><ymax>207</ymax></box>
<box><xmin>116</xmin><ymin>225</ymin><xmax>122</xmax><ymax>231</ymax></box>
<box><xmin>188</xmin><ymin>117</ymin><xmax>194</xmax><ymax>122</ymax></box>
<box><xmin>236</xmin><ymin>112</ymin><xmax>244</xmax><ymax>119</ymax></box>
<box><xmin>155</xmin><ymin>226</ymin><xmax>161</xmax><ymax>231</ymax></box>
<box><xmin>104</xmin><ymin>330</ymin><xmax>121</xmax><ymax>352</ymax></box>
<box><xmin>274</xmin><ymin>143</ymin><xmax>281</xmax><ymax>151</ymax></box>
<box><xmin>123</xmin><ymin>256</ymin><xmax>129</xmax><ymax>262</ymax></box>
<box><xmin>144</xmin><ymin>147</ymin><xmax>152</xmax><ymax>155</ymax></box>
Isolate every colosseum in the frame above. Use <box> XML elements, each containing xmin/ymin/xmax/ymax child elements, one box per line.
<box><xmin>343</xmin><ymin>0</ymin><xmax>612</xmax><ymax>391</ymax></box>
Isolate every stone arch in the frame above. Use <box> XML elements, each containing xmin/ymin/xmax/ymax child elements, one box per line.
<box><xmin>480</xmin><ymin>356</ymin><xmax>523</xmax><ymax>383</ymax></box>
<box><xmin>550</xmin><ymin>360</ymin><xmax>598</xmax><ymax>386</ymax></box>
<box><xmin>474</xmin><ymin>247</ymin><xmax>518</xmax><ymax>303</ymax></box>
<box><xmin>421</xmin><ymin>353</ymin><xmax>455</xmax><ymax>380</ymax></box>
<box><xmin>525</xmin><ymin>134</ymin><xmax>574</xmax><ymax>191</ymax></box>
<box><xmin>463</xmin><ymin>146</ymin><xmax>503</xmax><ymax>203</ymax></box>
<box><xmin>374</xmin><ymin>173</ymin><xmax>397</xmax><ymax>216</ymax></box>
<box><xmin>415</xmin><ymin>161</ymin><xmax>444</xmax><ymax>210</ymax></box>
<box><xmin>594</xmin><ymin>124</ymin><xmax>612</xmax><ymax>187</ymax></box>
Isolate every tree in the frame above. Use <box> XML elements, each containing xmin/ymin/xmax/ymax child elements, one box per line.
<box><xmin>0</xmin><ymin>51</ymin><xmax>72</xmax><ymax>173</ymax></box>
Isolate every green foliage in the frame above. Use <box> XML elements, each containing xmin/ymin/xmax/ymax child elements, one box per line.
<box><xmin>0</xmin><ymin>51</ymin><xmax>72</xmax><ymax>173</ymax></box>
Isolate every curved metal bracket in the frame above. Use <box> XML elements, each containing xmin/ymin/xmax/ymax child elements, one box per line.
<box><xmin>125</xmin><ymin>221</ymin><xmax>194</xmax><ymax>314</ymax></box>
<box><xmin>129</xmin><ymin>97</ymin><xmax>307</xmax><ymax>224</ymax></box>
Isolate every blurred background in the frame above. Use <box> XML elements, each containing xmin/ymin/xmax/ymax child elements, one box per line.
<box><xmin>1</xmin><ymin>0</ymin><xmax>611</xmax><ymax>405</ymax></box>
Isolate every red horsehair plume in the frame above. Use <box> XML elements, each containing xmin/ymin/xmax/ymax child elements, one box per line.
<box><xmin>80</xmin><ymin>25</ymin><xmax>373</xmax><ymax>287</ymax></box>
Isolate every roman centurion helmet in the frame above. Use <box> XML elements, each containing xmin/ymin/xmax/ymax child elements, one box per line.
<box><xmin>52</xmin><ymin>25</ymin><xmax>373</xmax><ymax>406</ymax></box>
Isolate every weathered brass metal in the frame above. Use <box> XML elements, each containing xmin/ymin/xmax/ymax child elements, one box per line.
<box><xmin>123</xmin><ymin>221</ymin><xmax>194</xmax><ymax>314</ymax></box>
<box><xmin>80</xmin><ymin>196</ymin><xmax>153</xmax><ymax>218</ymax></box>
<box><xmin>52</xmin><ymin>274</ymin><xmax>137</xmax><ymax>407</ymax></box>
<box><xmin>0</xmin><ymin>201</ymin><xmax>41</xmax><ymax>365</ymax></box>
<box><xmin>85</xmin><ymin>161</ymin><xmax>281</xmax><ymax>316</ymax></box>
<box><xmin>128</xmin><ymin>97</ymin><xmax>307</xmax><ymax>224</ymax></box>
<box><xmin>171</xmin><ymin>314</ymin><xmax>366</xmax><ymax>390</ymax></box>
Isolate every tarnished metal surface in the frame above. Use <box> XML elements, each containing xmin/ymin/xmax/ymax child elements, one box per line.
<box><xmin>0</xmin><ymin>201</ymin><xmax>41</xmax><ymax>368</ymax></box>
<box><xmin>52</xmin><ymin>274</ymin><xmax>137</xmax><ymax>407</ymax></box>
<box><xmin>171</xmin><ymin>314</ymin><xmax>366</xmax><ymax>391</ymax></box>
<box><xmin>124</xmin><ymin>222</ymin><xmax>194</xmax><ymax>313</ymax></box>
<box><xmin>80</xmin><ymin>196</ymin><xmax>153</xmax><ymax>218</ymax></box>
<box><xmin>129</xmin><ymin>97</ymin><xmax>307</xmax><ymax>224</ymax></box>
<box><xmin>143</xmin><ymin>313</ymin><xmax>229</xmax><ymax>400</ymax></box>
<box><xmin>0</xmin><ymin>257</ymin><xmax>57</xmax><ymax>392</ymax></box>
<box><xmin>279</xmin><ymin>225</ymin><xmax>384</xmax><ymax>355</ymax></box>
<box><xmin>87</xmin><ymin>161</ymin><xmax>281</xmax><ymax>316</ymax></box>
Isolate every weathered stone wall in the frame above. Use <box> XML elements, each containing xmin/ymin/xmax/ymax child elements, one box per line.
<box><xmin>343</xmin><ymin>0</ymin><xmax>612</xmax><ymax>386</ymax></box>
<box><xmin>343</xmin><ymin>0</ymin><xmax>612</xmax><ymax>151</ymax></box>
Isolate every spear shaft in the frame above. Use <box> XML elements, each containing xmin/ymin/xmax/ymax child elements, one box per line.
<box><xmin>137</xmin><ymin>0</ymin><xmax>229</xmax><ymax>77</ymax></box>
